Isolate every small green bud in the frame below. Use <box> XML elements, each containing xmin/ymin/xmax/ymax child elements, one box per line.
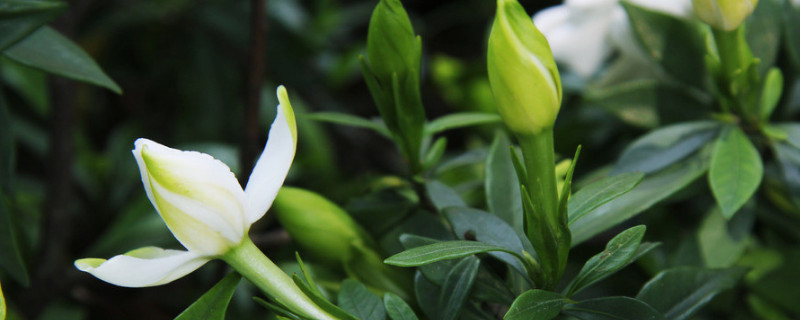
<box><xmin>488</xmin><ymin>0</ymin><xmax>562</xmax><ymax>135</ymax></box>
<box><xmin>273</xmin><ymin>187</ymin><xmax>375</xmax><ymax>266</ymax></box>
<box><xmin>693</xmin><ymin>0</ymin><xmax>758</xmax><ymax>31</ymax></box>
<box><xmin>367</xmin><ymin>0</ymin><xmax>420</xmax><ymax>81</ymax></box>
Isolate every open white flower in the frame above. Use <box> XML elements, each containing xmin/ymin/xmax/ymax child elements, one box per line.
<box><xmin>75</xmin><ymin>86</ymin><xmax>297</xmax><ymax>287</ymax></box>
<box><xmin>533</xmin><ymin>0</ymin><xmax>694</xmax><ymax>79</ymax></box>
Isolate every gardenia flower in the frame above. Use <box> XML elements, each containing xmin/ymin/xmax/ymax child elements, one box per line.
<box><xmin>533</xmin><ymin>0</ymin><xmax>694</xmax><ymax>79</ymax></box>
<box><xmin>75</xmin><ymin>86</ymin><xmax>297</xmax><ymax>287</ymax></box>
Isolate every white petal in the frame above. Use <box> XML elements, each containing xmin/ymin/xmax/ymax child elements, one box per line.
<box><xmin>75</xmin><ymin>247</ymin><xmax>209</xmax><ymax>287</ymax></box>
<box><xmin>626</xmin><ymin>0</ymin><xmax>694</xmax><ymax>18</ymax></box>
<box><xmin>133</xmin><ymin>139</ymin><xmax>248</xmax><ymax>255</ymax></box>
<box><xmin>244</xmin><ymin>86</ymin><xmax>297</xmax><ymax>224</ymax></box>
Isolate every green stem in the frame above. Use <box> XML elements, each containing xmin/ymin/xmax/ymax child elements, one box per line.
<box><xmin>222</xmin><ymin>238</ymin><xmax>336</xmax><ymax>320</ymax></box>
<box><xmin>518</xmin><ymin>129</ymin><xmax>559</xmax><ymax>229</ymax></box>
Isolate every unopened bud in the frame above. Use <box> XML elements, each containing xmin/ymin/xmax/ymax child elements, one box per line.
<box><xmin>693</xmin><ymin>0</ymin><xmax>758</xmax><ymax>31</ymax></box>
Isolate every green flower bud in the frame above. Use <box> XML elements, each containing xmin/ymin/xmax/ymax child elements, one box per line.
<box><xmin>273</xmin><ymin>187</ymin><xmax>376</xmax><ymax>266</ymax></box>
<box><xmin>693</xmin><ymin>0</ymin><xmax>759</xmax><ymax>31</ymax></box>
<box><xmin>488</xmin><ymin>0</ymin><xmax>562</xmax><ymax>135</ymax></box>
<box><xmin>366</xmin><ymin>0</ymin><xmax>420</xmax><ymax>81</ymax></box>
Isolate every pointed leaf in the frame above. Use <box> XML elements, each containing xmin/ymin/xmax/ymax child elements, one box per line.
<box><xmin>425</xmin><ymin>112</ymin><xmax>502</xmax><ymax>135</ymax></box>
<box><xmin>385</xmin><ymin>240</ymin><xmax>520</xmax><ymax>267</ymax></box>
<box><xmin>383</xmin><ymin>293</ymin><xmax>418</xmax><ymax>320</ymax></box>
<box><xmin>0</xmin><ymin>194</ymin><xmax>29</xmax><ymax>286</ymax></box>
<box><xmin>304</xmin><ymin>112</ymin><xmax>391</xmax><ymax>138</ymax></box>
<box><xmin>0</xmin><ymin>0</ymin><xmax>66</xmax><ymax>51</ymax></box>
<box><xmin>504</xmin><ymin>289</ymin><xmax>567</xmax><ymax>320</ymax></box>
<box><xmin>174</xmin><ymin>273</ymin><xmax>241</xmax><ymax>320</ymax></box>
<box><xmin>563</xmin><ymin>296</ymin><xmax>666</xmax><ymax>320</ymax></box>
<box><xmin>425</xmin><ymin>180</ymin><xmax>466</xmax><ymax>212</ymax></box>
<box><xmin>436</xmin><ymin>256</ymin><xmax>480</xmax><ymax>320</ymax></box>
<box><xmin>709</xmin><ymin>127</ymin><xmax>763</xmax><ymax>218</ymax></box>
<box><xmin>4</xmin><ymin>27</ymin><xmax>122</xmax><ymax>93</ymax></box>
<box><xmin>565</xmin><ymin>226</ymin><xmax>646</xmax><ymax>297</ymax></box>
<box><xmin>253</xmin><ymin>297</ymin><xmax>309</xmax><ymax>320</ymax></box>
<box><xmin>636</xmin><ymin>267</ymin><xmax>747</xmax><ymax>320</ymax></box>
<box><xmin>486</xmin><ymin>131</ymin><xmax>523</xmax><ymax>232</ymax></box>
<box><xmin>338</xmin><ymin>279</ymin><xmax>386</xmax><ymax>320</ymax></box>
<box><xmin>568</xmin><ymin>172</ymin><xmax>644</xmax><ymax>225</ymax></box>
<box><xmin>413</xmin><ymin>271</ymin><xmax>439</xmax><ymax>319</ymax></box>
<box><xmin>444</xmin><ymin>207</ymin><xmax>528</xmax><ymax>276</ymax></box>
<box><xmin>613</xmin><ymin>121</ymin><xmax>719</xmax><ymax>174</ymax></box>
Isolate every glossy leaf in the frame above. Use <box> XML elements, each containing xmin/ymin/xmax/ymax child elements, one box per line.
<box><xmin>174</xmin><ymin>273</ymin><xmax>241</xmax><ymax>320</ymax></box>
<box><xmin>709</xmin><ymin>126</ymin><xmax>763</xmax><ymax>218</ymax></box>
<box><xmin>414</xmin><ymin>271</ymin><xmax>439</xmax><ymax>319</ymax></box>
<box><xmin>613</xmin><ymin>121</ymin><xmax>719</xmax><ymax>174</ymax></box>
<box><xmin>384</xmin><ymin>240</ymin><xmax>519</xmax><ymax>267</ymax></box>
<box><xmin>572</xmin><ymin>152</ymin><xmax>709</xmax><ymax>245</ymax></box>
<box><xmin>563</xmin><ymin>296</ymin><xmax>666</xmax><ymax>320</ymax></box>
<box><xmin>568</xmin><ymin>172</ymin><xmax>644</xmax><ymax>225</ymax></box>
<box><xmin>636</xmin><ymin>267</ymin><xmax>747</xmax><ymax>320</ymax></box>
<box><xmin>504</xmin><ymin>289</ymin><xmax>567</xmax><ymax>320</ymax></box>
<box><xmin>0</xmin><ymin>0</ymin><xmax>66</xmax><ymax>51</ymax></box>
<box><xmin>305</xmin><ymin>112</ymin><xmax>391</xmax><ymax>138</ymax></box>
<box><xmin>436</xmin><ymin>257</ymin><xmax>480</xmax><ymax>320</ymax></box>
<box><xmin>485</xmin><ymin>131</ymin><xmax>523</xmax><ymax>232</ymax></box>
<box><xmin>338</xmin><ymin>279</ymin><xmax>386</xmax><ymax>320</ymax></box>
<box><xmin>425</xmin><ymin>112</ymin><xmax>501</xmax><ymax>135</ymax></box>
<box><xmin>4</xmin><ymin>27</ymin><xmax>122</xmax><ymax>93</ymax></box>
<box><xmin>425</xmin><ymin>180</ymin><xmax>466</xmax><ymax>212</ymax></box>
<box><xmin>759</xmin><ymin>68</ymin><xmax>783</xmax><ymax>121</ymax></box>
<box><xmin>383</xmin><ymin>293</ymin><xmax>418</xmax><ymax>320</ymax></box>
<box><xmin>444</xmin><ymin>207</ymin><xmax>529</xmax><ymax>275</ymax></box>
<box><xmin>565</xmin><ymin>225</ymin><xmax>646</xmax><ymax>297</ymax></box>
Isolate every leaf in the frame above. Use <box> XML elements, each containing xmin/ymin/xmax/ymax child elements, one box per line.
<box><xmin>485</xmin><ymin>131</ymin><xmax>523</xmax><ymax>232</ymax></box>
<box><xmin>504</xmin><ymin>289</ymin><xmax>567</xmax><ymax>320</ymax></box>
<box><xmin>436</xmin><ymin>256</ymin><xmax>480</xmax><ymax>320</ymax></box>
<box><xmin>413</xmin><ymin>271</ymin><xmax>439</xmax><ymax>319</ymax></box>
<box><xmin>746</xmin><ymin>0</ymin><xmax>783</xmax><ymax>75</ymax></box>
<box><xmin>759</xmin><ymin>68</ymin><xmax>783</xmax><ymax>121</ymax></box>
<box><xmin>425</xmin><ymin>180</ymin><xmax>466</xmax><ymax>212</ymax></box>
<box><xmin>786</xmin><ymin>0</ymin><xmax>800</xmax><ymax>69</ymax></box>
<box><xmin>443</xmin><ymin>207</ymin><xmax>529</xmax><ymax>276</ymax></box>
<box><xmin>0</xmin><ymin>194</ymin><xmax>28</xmax><ymax>286</ymax></box>
<box><xmin>293</xmin><ymin>274</ymin><xmax>359</xmax><ymax>320</ymax></box>
<box><xmin>636</xmin><ymin>267</ymin><xmax>747</xmax><ymax>320</ymax></box>
<box><xmin>568</xmin><ymin>172</ymin><xmax>644</xmax><ymax>225</ymax></box>
<box><xmin>565</xmin><ymin>225</ymin><xmax>646</xmax><ymax>297</ymax></box>
<box><xmin>0</xmin><ymin>0</ymin><xmax>66</xmax><ymax>51</ymax></box>
<box><xmin>4</xmin><ymin>27</ymin><xmax>122</xmax><ymax>93</ymax></box>
<box><xmin>0</xmin><ymin>278</ymin><xmax>5</xmax><ymax>320</ymax></box>
<box><xmin>304</xmin><ymin>112</ymin><xmax>391</xmax><ymax>138</ymax></box>
<box><xmin>424</xmin><ymin>112</ymin><xmax>501</xmax><ymax>135</ymax></box>
<box><xmin>622</xmin><ymin>2</ymin><xmax>707</xmax><ymax>88</ymax></box>
<box><xmin>0</xmin><ymin>90</ymin><xmax>13</xmax><ymax>193</ymax></box>
<box><xmin>422</xmin><ymin>137</ymin><xmax>447</xmax><ymax>170</ymax></box>
<box><xmin>384</xmin><ymin>240</ymin><xmax>520</xmax><ymax>267</ymax></box>
<box><xmin>174</xmin><ymin>273</ymin><xmax>241</xmax><ymax>320</ymax></box>
<box><xmin>253</xmin><ymin>297</ymin><xmax>308</xmax><ymax>320</ymax></box>
<box><xmin>338</xmin><ymin>279</ymin><xmax>386</xmax><ymax>320</ymax></box>
<box><xmin>563</xmin><ymin>296</ymin><xmax>666</xmax><ymax>320</ymax></box>
<box><xmin>383</xmin><ymin>293</ymin><xmax>418</xmax><ymax>320</ymax></box>
<box><xmin>697</xmin><ymin>207</ymin><xmax>752</xmax><ymax>268</ymax></box>
<box><xmin>571</xmin><ymin>151</ymin><xmax>709</xmax><ymax>245</ymax></box>
<box><xmin>613</xmin><ymin>121</ymin><xmax>719</xmax><ymax>174</ymax></box>
<box><xmin>709</xmin><ymin>126</ymin><xmax>763</xmax><ymax>218</ymax></box>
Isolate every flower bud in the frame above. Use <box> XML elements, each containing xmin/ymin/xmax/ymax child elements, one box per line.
<box><xmin>692</xmin><ymin>0</ymin><xmax>758</xmax><ymax>31</ymax></box>
<box><xmin>273</xmin><ymin>187</ymin><xmax>375</xmax><ymax>266</ymax></box>
<box><xmin>488</xmin><ymin>0</ymin><xmax>562</xmax><ymax>135</ymax></box>
<box><xmin>366</xmin><ymin>0</ymin><xmax>421</xmax><ymax>81</ymax></box>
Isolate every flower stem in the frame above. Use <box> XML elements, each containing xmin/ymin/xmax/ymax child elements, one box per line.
<box><xmin>222</xmin><ymin>237</ymin><xmax>336</xmax><ymax>320</ymax></box>
<box><xmin>518</xmin><ymin>129</ymin><xmax>559</xmax><ymax>229</ymax></box>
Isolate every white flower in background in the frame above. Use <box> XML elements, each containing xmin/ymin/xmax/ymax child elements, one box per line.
<box><xmin>75</xmin><ymin>86</ymin><xmax>297</xmax><ymax>287</ymax></box>
<box><xmin>533</xmin><ymin>0</ymin><xmax>694</xmax><ymax>79</ymax></box>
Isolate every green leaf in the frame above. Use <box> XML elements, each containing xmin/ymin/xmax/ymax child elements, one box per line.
<box><xmin>424</xmin><ymin>112</ymin><xmax>502</xmax><ymax>135</ymax></box>
<box><xmin>709</xmin><ymin>126</ymin><xmax>763</xmax><ymax>218</ymax></box>
<box><xmin>697</xmin><ymin>207</ymin><xmax>752</xmax><ymax>268</ymax></box>
<box><xmin>572</xmin><ymin>151</ymin><xmax>709</xmax><ymax>245</ymax></box>
<box><xmin>759</xmin><ymin>68</ymin><xmax>783</xmax><ymax>121</ymax></box>
<box><xmin>613</xmin><ymin>121</ymin><xmax>719</xmax><ymax>174</ymax></box>
<box><xmin>568</xmin><ymin>172</ymin><xmax>644</xmax><ymax>225</ymax></box>
<box><xmin>565</xmin><ymin>225</ymin><xmax>646</xmax><ymax>297</ymax></box>
<box><xmin>746</xmin><ymin>0</ymin><xmax>783</xmax><ymax>75</ymax></box>
<box><xmin>338</xmin><ymin>279</ymin><xmax>386</xmax><ymax>320</ymax></box>
<box><xmin>425</xmin><ymin>180</ymin><xmax>466</xmax><ymax>212</ymax></box>
<box><xmin>293</xmin><ymin>274</ymin><xmax>359</xmax><ymax>320</ymax></box>
<box><xmin>0</xmin><ymin>0</ymin><xmax>66</xmax><ymax>51</ymax></box>
<box><xmin>486</xmin><ymin>131</ymin><xmax>524</xmax><ymax>232</ymax></box>
<box><xmin>383</xmin><ymin>293</ymin><xmax>418</xmax><ymax>320</ymax></box>
<box><xmin>384</xmin><ymin>240</ymin><xmax>520</xmax><ymax>267</ymax></box>
<box><xmin>174</xmin><ymin>273</ymin><xmax>241</xmax><ymax>320</ymax></box>
<box><xmin>636</xmin><ymin>267</ymin><xmax>747</xmax><ymax>320</ymax></box>
<box><xmin>0</xmin><ymin>194</ymin><xmax>28</xmax><ymax>286</ymax></box>
<box><xmin>563</xmin><ymin>296</ymin><xmax>666</xmax><ymax>320</ymax></box>
<box><xmin>785</xmin><ymin>0</ymin><xmax>800</xmax><ymax>69</ymax></box>
<box><xmin>422</xmin><ymin>137</ymin><xmax>447</xmax><ymax>170</ymax></box>
<box><xmin>504</xmin><ymin>289</ymin><xmax>567</xmax><ymax>320</ymax></box>
<box><xmin>0</xmin><ymin>278</ymin><xmax>6</xmax><ymax>320</ymax></box>
<box><xmin>253</xmin><ymin>297</ymin><xmax>309</xmax><ymax>320</ymax></box>
<box><xmin>0</xmin><ymin>90</ymin><xmax>13</xmax><ymax>193</ymax></box>
<box><xmin>413</xmin><ymin>271</ymin><xmax>440</xmax><ymax>319</ymax></box>
<box><xmin>622</xmin><ymin>2</ymin><xmax>707</xmax><ymax>88</ymax></box>
<box><xmin>443</xmin><ymin>207</ymin><xmax>529</xmax><ymax>276</ymax></box>
<box><xmin>4</xmin><ymin>27</ymin><xmax>122</xmax><ymax>93</ymax></box>
<box><xmin>304</xmin><ymin>112</ymin><xmax>391</xmax><ymax>138</ymax></box>
<box><xmin>436</xmin><ymin>256</ymin><xmax>480</xmax><ymax>320</ymax></box>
